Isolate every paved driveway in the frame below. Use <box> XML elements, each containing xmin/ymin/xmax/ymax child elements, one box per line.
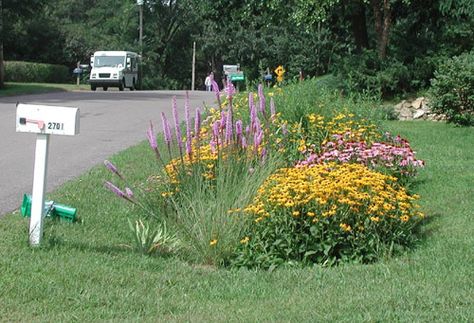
<box><xmin>0</xmin><ymin>90</ymin><xmax>215</xmax><ymax>216</ymax></box>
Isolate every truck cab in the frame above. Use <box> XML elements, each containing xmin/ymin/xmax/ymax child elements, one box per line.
<box><xmin>89</xmin><ymin>51</ymin><xmax>139</xmax><ymax>91</ymax></box>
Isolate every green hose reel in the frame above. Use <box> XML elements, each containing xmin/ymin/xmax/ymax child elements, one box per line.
<box><xmin>20</xmin><ymin>194</ymin><xmax>77</xmax><ymax>223</ymax></box>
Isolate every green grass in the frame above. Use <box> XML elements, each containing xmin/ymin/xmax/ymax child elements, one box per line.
<box><xmin>0</xmin><ymin>82</ymin><xmax>90</xmax><ymax>96</ymax></box>
<box><xmin>1</xmin><ymin>121</ymin><xmax>473</xmax><ymax>321</ymax></box>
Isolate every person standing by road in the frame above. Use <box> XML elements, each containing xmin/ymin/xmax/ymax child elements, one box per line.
<box><xmin>205</xmin><ymin>73</ymin><xmax>212</xmax><ymax>91</ymax></box>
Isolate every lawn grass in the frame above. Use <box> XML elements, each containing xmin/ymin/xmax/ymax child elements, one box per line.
<box><xmin>0</xmin><ymin>82</ymin><xmax>90</xmax><ymax>97</ymax></box>
<box><xmin>0</xmin><ymin>120</ymin><xmax>473</xmax><ymax>321</ymax></box>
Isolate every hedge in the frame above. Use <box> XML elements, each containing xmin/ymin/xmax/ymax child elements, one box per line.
<box><xmin>5</xmin><ymin>61</ymin><xmax>70</xmax><ymax>84</ymax></box>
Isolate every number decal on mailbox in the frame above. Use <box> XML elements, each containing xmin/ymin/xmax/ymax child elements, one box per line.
<box><xmin>47</xmin><ymin>122</ymin><xmax>64</xmax><ymax>130</ymax></box>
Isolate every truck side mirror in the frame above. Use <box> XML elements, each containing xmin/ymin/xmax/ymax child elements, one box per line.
<box><xmin>90</xmin><ymin>57</ymin><xmax>94</xmax><ymax>67</ymax></box>
<box><xmin>126</xmin><ymin>57</ymin><xmax>131</xmax><ymax>69</ymax></box>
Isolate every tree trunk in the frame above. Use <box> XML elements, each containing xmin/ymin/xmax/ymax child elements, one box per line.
<box><xmin>349</xmin><ymin>0</ymin><xmax>369</xmax><ymax>52</ymax></box>
<box><xmin>370</xmin><ymin>0</ymin><xmax>392</xmax><ymax>59</ymax></box>
<box><xmin>0</xmin><ymin>0</ymin><xmax>4</xmax><ymax>89</ymax></box>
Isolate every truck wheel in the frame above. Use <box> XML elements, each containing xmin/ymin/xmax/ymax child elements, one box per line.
<box><xmin>103</xmin><ymin>87</ymin><xmax>108</xmax><ymax>91</ymax></box>
<box><xmin>119</xmin><ymin>80</ymin><xmax>124</xmax><ymax>91</ymax></box>
<box><xmin>91</xmin><ymin>85</ymin><xmax>96</xmax><ymax>91</ymax></box>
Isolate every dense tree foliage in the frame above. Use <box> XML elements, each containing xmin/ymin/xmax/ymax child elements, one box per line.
<box><xmin>1</xmin><ymin>0</ymin><xmax>473</xmax><ymax>94</ymax></box>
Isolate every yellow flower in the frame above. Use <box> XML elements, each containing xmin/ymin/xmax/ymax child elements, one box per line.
<box><xmin>400</xmin><ymin>215</ymin><xmax>410</xmax><ymax>222</ymax></box>
<box><xmin>370</xmin><ymin>216</ymin><xmax>380</xmax><ymax>222</ymax></box>
<box><xmin>339</xmin><ymin>223</ymin><xmax>352</xmax><ymax>232</ymax></box>
<box><xmin>240</xmin><ymin>236</ymin><xmax>250</xmax><ymax>244</ymax></box>
<box><xmin>292</xmin><ymin>210</ymin><xmax>300</xmax><ymax>217</ymax></box>
<box><xmin>307</xmin><ymin>211</ymin><xmax>315</xmax><ymax>217</ymax></box>
<box><xmin>209</xmin><ymin>239</ymin><xmax>218</xmax><ymax>246</ymax></box>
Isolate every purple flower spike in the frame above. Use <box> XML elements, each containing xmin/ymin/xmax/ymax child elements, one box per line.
<box><xmin>235</xmin><ymin>120</ymin><xmax>243</xmax><ymax>145</ymax></box>
<box><xmin>161</xmin><ymin>113</ymin><xmax>172</xmax><ymax>147</ymax></box>
<box><xmin>147</xmin><ymin>121</ymin><xmax>158</xmax><ymax>150</ymax></box>
<box><xmin>225</xmin><ymin>80</ymin><xmax>236</xmax><ymax>99</ymax></box>
<box><xmin>258</xmin><ymin>84</ymin><xmax>266</xmax><ymax>118</ymax></box>
<box><xmin>225</xmin><ymin>107</ymin><xmax>233</xmax><ymax>144</ymax></box>
<box><xmin>147</xmin><ymin>121</ymin><xmax>162</xmax><ymax>161</ymax></box>
<box><xmin>125</xmin><ymin>187</ymin><xmax>134</xmax><ymax>198</ymax></box>
<box><xmin>212</xmin><ymin>120</ymin><xmax>221</xmax><ymax>146</ymax></box>
<box><xmin>105</xmin><ymin>181</ymin><xmax>133</xmax><ymax>203</ymax></box>
<box><xmin>104</xmin><ymin>160</ymin><xmax>123</xmax><ymax>179</ymax></box>
<box><xmin>261</xmin><ymin>147</ymin><xmax>267</xmax><ymax>162</ymax></box>
<box><xmin>211</xmin><ymin>79</ymin><xmax>220</xmax><ymax>94</ymax></box>
<box><xmin>194</xmin><ymin>108</ymin><xmax>201</xmax><ymax>138</ymax></box>
<box><xmin>185</xmin><ymin>94</ymin><xmax>192</xmax><ymax>158</ymax></box>
<box><xmin>172</xmin><ymin>96</ymin><xmax>183</xmax><ymax>157</ymax></box>
<box><xmin>248</xmin><ymin>92</ymin><xmax>254</xmax><ymax>113</ymax></box>
<box><xmin>270</xmin><ymin>97</ymin><xmax>276</xmax><ymax>120</ymax></box>
<box><xmin>241</xmin><ymin>136</ymin><xmax>247</xmax><ymax>149</ymax></box>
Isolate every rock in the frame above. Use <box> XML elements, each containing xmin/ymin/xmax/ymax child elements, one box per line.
<box><xmin>399</xmin><ymin>106</ymin><xmax>413</xmax><ymax>119</ymax></box>
<box><xmin>411</xmin><ymin>97</ymin><xmax>425</xmax><ymax>109</ymax></box>
<box><xmin>413</xmin><ymin>109</ymin><xmax>426</xmax><ymax>119</ymax></box>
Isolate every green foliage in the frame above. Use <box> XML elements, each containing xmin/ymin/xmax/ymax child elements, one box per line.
<box><xmin>430</xmin><ymin>51</ymin><xmax>474</xmax><ymax>126</ymax></box>
<box><xmin>232</xmin><ymin>163</ymin><xmax>424</xmax><ymax>269</ymax></box>
<box><xmin>333</xmin><ymin>50</ymin><xmax>413</xmax><ymax>98</ymax></box>
<box><xmin>127</xmin><ymin>218</ymin><xmax>180</xmax><ymax>255</ymax></box>
<box><xmin>4</xmin><ymin>61</ymin><xmax>70</xmax><ymax>83</ymax></box>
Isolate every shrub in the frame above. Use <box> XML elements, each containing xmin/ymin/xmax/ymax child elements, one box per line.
<box><xmin>430</xmin><ymin>51</ymin><xmax>474</xmax><ymax>126</ymax></box>
<box><xmin>333</xmin><ymin>50</ymin><xmax>411</xmax><ymax>99</ymax></box>
<box><xmin>5</xmin><ymin>61</ymin><xmax>70</xmax><ymax>83</ymax></box>
<box><xmin>233</xmin><ymin>163</ymin><xmax>424</xmax><ymax>269</ymax></box>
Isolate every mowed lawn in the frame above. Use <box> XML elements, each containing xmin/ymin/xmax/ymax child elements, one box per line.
<box><xmin>0</xmin><ymin>120</ymin><xmax>473</xmax><ymax>321</ymax></box>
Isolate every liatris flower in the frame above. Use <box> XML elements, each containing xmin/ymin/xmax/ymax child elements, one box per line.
<box><xmin>147</xmin><ymin>121</ymin><xmax>162</xmax><ymax>162</ymax></box>
<box><xmin>250</xmin><ymin>103</ymin><xmax>257</xmax><ymax>134</ymax></box>
<box><xmin>248</xmin><ymin>92</ymin><xmax>254</xmax><ymax>114</ymax></box>
<box><xmin>185</xmin><ymin>93</ymin><xmax>192</xmax><ymax>159</ymax></box>
<box><xmin>270</xmin><ymin>97</ymin><xmax>276</xmax><ymax>120</ymax></box>
<box><xmin>161</xmin><ymin>112</ymin><xmax>173</xmax><ymax>159</ymax></box>
<box><xmin>225</xmin><ymin>80</ymin><xmax>236</xmax><ymax>99</ymax></box>
<box><xmin>254</xmin><ymin>129</ymin><xmax>263</xmax><ymax>152</ymax></box>
<box><xmin>104</xmin><ymin>181</ymin><xmax>134</xmax><ymax>203</ymax></box>
<box><xmin>194</xmin><ymin>108</ymin><xmax>201</xmax><ymax>139</ymax></box>
<box><xmin>104</xmin><ymin>160</ymin><xmax>123</xmax><ymax>179</ymax></box>
<box><xmin>211</xmin><ymin>79</ymin><xmax>222</xmax><ymax>110</ymax></box>
<box><xmin>172</xmin><ymin>96</ymin><xmax>183</xmax><ymax>159</ymax></box>
<box><xmin>161</xmin><ymin>113</ymin><xmax>172</xmax><ymax>146</ymax></box>
<box><xmin>125</xmin><ymin>187</ymin><xmax>134</xmax><ymax>198</ymax></box>
<box><xmin>235</xmin><ymin>120</ymin><xmax>243</xmax><ymax>145</ymax></box>
<box><xmin>210</xmin><ymin>139</ymin><xmax>217</xmax><ymax>153</ymax></box>
<box><xmin>212</xmin><ymin>120</ymin><xmax>221</xmax><ymax>141</ymax></box>
<box><xmin>258</xmin><ymin>83</ymin><xmax>266</xmax><ymax>118</ymax></box>
<box><xmin>147</xmin><ymin>121</ymin><xmax>157</xmax><ymax>149</ymax></box>
<box><xmin>241</xmin><ymin>136</ymin><xmax>247</xmax><ymax>149</ymax></box>
<box><xmin>261</xmin><ymin>147</ymin><xmax>267</xmax><ymax>162</ymax></box>
<box><xmin>225</xmin><ymin>107</ymin><xmax>233</xmax><ymax>144</ymax></box>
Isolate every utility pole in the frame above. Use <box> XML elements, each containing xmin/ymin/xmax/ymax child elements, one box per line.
<box><xmin>0</xmin><ymin>0</ymin><xmax>4</xmax><ymax>89</ymax></box>
<box><xmin>191</xmin><ymin>42</ymin><xmax>196</xmax><ymax>91</ymax></box>
<box><xmin>139</xmin><ymin>3</ymin><xmax>143</xmax><ymax>54</ymax></box>
<box><xmin>137</xmin><ymin>0</ymin><xmax>144</xmax><ymax>90</ymax></box>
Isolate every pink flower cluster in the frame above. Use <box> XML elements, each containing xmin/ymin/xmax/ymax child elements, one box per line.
<box><xmin>298</xmin><ymin>132</ymin><xmax>424</xmax><ymax>176</ymax></box>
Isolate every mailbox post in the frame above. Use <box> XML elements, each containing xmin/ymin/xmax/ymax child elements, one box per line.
<box><xmin>16</xmin><ymin>103</ymin><xmax>80</xmax><ymax>246</ymax></box>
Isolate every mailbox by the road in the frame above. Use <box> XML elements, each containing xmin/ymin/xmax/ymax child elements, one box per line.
<box><xmin>16</xmin><ymin>103</ymin><xmax>80</xmax><ymax>246</ymax></box>
<box><xmin>16</xmin><ymin>103</ymin><xmax>80</xmax><ymax>136</ymax></box>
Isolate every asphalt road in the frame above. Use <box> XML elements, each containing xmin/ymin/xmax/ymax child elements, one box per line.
<box><xmin>0</xmin><ymin>90</ymin><xmax>215</xmax><ymax>216</ymax></box>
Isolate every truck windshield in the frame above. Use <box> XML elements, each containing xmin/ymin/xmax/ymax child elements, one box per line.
<box><xmin>94</xmin><ymin>56</ymin><xmax>125</xmax><ymax>67</ymax></box>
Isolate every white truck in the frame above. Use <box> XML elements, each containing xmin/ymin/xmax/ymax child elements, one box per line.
<box><xmin>89</xmin><ymin>51</ymin><xmax>139</xmax><ymax>91</ymax></box>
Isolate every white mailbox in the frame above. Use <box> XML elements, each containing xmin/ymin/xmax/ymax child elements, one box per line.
<box><xmin>16</xmin><ymin>103</ymin><xmax>80</xmax><ymax>136</ymax></box>
<box><xmin>16</xmin><ymin>103</ymin><xmax>80</xmax><ymax>247</ymax></box>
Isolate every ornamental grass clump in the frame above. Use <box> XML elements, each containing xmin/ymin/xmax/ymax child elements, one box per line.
<box><xmin>233</xmin><ymin>163</ymin><xmax>424</xmax><ymax>269</ymax></box>
<box><xmin>145</xmin><ymin>87</ymin><xmax>282</xmax><ymax>265</ymax></box>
